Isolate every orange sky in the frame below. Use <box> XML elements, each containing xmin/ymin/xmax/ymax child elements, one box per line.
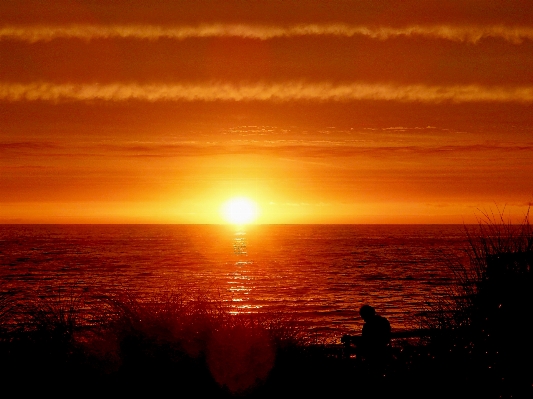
<box><xmin>1</xmin><ymin>1</ymin><xmax>532</xmax><ymax>224</ymax></box>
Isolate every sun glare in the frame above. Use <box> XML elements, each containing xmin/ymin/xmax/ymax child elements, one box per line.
<box><xmin>221</xmin><ymin>197</ymin><xmax>259</xmax><ymax>225</ymax></box>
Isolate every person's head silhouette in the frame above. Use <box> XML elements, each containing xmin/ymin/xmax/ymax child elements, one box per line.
<box><xmin>359</xmin><ymin>305</ymin><xmax>376</xmax><ymax>322</ymax></box>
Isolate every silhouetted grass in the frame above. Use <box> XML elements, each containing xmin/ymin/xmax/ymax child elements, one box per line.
<box><xmin>416</xmin><ymin>207</ymin><xmax>533</xmax><ymax>398</ymax></box>
<box><xmin>0</xmin><ymin>287</ymin><xmax>318</xmax><ymax>396</ymax></box>
<box><xmin>0</xmin><ymin>285</ymin><xmax>492</xmax><ymax>398</ymax></box>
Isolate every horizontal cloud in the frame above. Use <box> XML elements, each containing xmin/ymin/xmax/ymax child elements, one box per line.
<box><xmin>3</xmin><ymin>140</ymin><xmax>532</xmax><ymax>160</ymax></box>
<box><xmin>1</xmin><ymin>82</ymin><xmax>533</xmax><ymax>103</ymax></box>
<box><xmin>1</xmin><ymin>24</ymin><xmax>533</xmax><ymax>43</ymax></box>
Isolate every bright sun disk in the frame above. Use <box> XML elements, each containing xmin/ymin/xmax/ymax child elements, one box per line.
<box><xmin>221</xmin><ymin>197</ymin><xmax>259</xmax><ymax>224</ymax></box>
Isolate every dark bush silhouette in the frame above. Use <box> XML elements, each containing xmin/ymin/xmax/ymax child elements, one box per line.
<box><xmin>418</xmin><ymin>209</ymin><xmax>533</xmax><ymax>398</ymax></box>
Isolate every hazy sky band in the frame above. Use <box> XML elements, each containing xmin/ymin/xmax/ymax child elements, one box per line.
<box><xmin>2</xmin><ymin>82</ymin><xmax>533</xmax><ymax>103</ymax></box>
<box><xmin>2</xmin><ymin>24</ymin><xmax>533</xmax><ymax>44</ymax></box>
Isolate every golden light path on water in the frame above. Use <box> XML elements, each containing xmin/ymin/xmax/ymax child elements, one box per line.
<box><xmin>221</xmin><ymin>197</ymin><xmax>264</xmax><ymax>314</ymax></box>
<box><xmin>228</xmin><ymin>229</ymin><xmax>262</xmax><ymax>315</ymax></box>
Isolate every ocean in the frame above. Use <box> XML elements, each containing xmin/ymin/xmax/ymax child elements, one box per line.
<box><xmin>0</xmin><ymin>224</ymin><xmax>471</xmax><ymax>342</ymax></box>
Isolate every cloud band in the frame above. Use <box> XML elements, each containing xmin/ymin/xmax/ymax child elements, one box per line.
<box><xmin>1</xmin><ymin>24</ymin><xmax>533</xmax><ymax>44</ymax></box>
<box><xmin>1</xmin><ymin>82</ymin><xmax>533</xmax><ymax>103</ymax></box>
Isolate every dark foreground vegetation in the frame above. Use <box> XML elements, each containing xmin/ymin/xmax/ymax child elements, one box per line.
<box><xmin>1</xmin><ymin>213</ymin><xmax>532</xmax><ymax>398</ymax></box>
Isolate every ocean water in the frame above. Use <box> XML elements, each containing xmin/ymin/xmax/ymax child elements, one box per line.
<box><xmin>0</xmin><ymin>224</ymin><xmax>471</xmax><ymax>341</ymax></box>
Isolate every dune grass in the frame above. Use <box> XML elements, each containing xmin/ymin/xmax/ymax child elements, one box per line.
<box><xmin>0</xmin><ymin>287</ymin><xmax>319</xmax><ymax>396</ymax></box>
<box><xmin>416</xmin><ymin>207</ymin><xmax>533</xmax><ymax>398</ymax></box>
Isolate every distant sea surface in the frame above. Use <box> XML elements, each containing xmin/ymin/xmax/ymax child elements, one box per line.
<box><xmin>0</xmin><ymin>224</ymin><xmax>471</xmax><ymax>341</ymax></box>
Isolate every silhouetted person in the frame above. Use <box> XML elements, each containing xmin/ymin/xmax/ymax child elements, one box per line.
<box><xmin>359</xmin><ymin>305</ymin><xmax>391</xmax><ymax>350</ymax></box>
<box><xmin>342</xmin><ymin>305</ymin><xmax>391</xmax><ymax>367</ymax></box>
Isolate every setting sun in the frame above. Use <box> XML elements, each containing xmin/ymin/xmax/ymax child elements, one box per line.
<box><xmin>221</xmin><ymin>197</ymin><xmax>259</xmax><ymax>225</ymax></box>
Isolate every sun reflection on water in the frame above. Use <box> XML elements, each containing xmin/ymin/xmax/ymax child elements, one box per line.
<box><xmin>227</xmin><ymin>229</ymin><xmax>263</xmax><ymax>314</ymax></box>
<box><xmin>233</xmin><ymin>232</ymin><xmax>247</xmax><ymax>255</ymax></box>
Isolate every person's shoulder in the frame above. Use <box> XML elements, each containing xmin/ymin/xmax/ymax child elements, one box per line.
<box><xmin>377</xmin><ymin>315</ymin><xmax>391</xmax><ymax>327</ymax></box>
